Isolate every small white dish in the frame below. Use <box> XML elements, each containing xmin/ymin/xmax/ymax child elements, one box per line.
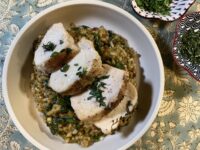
<box><xmin>131</xmin><ymin>0</ymin><xmax>195</xmax><ymax>21</ymax></box>
<box><xmin>2</xmin><ymin>0</ymin><xmax>164</xmax><ymax>150</ymax></box>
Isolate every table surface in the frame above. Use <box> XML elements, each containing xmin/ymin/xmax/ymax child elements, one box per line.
<box><xmin>0</xmin><ymin>0</ymin><xmax>200</xmax><ymax>149</ymax></box>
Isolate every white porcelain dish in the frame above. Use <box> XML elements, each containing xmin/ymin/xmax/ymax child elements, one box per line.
<box><xmin>132</xmin><ymin>0</ymin><xmax>195</xmax><ymax>21</ymax></box>
<box><xmin>2</xmin><ymin>1</ymin><xmax>164</xmax><ymax>150</ymax></box>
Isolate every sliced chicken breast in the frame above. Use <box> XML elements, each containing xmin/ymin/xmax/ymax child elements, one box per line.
<box><xmin>34</xmin><ymin>23</ymin><xmax>79</xmax><ymax>73</ymax></box>
<box><xmin>48</xmin><ymin>37</ymin><xmax>104</xmax><ymax>95</ymax></box>
<box><xmin>70</xmin><ymin>65</ymin><xmax>128</xmax><ymax>121</ymax></box>
<box><xmin>94</xmin><ymin>82</ymin><xmax>138</xmax><ymax>134</ymax></box>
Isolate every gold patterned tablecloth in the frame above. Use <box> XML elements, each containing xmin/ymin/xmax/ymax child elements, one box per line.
<box><xmin>0</xmin><ymin>0</ymin><xmax>200</xmax><ymax>149</ymax></box>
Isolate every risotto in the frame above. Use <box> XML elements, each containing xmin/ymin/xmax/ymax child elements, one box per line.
<box><xmin>31</xmin><ymin>24</ymin><xmax>138</xmax><ymax>147</ymax></box>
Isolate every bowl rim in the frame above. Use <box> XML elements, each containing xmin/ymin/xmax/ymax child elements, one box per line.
<box><xmin>172</xmin><ymin>11</ymin><xmax>200</xmax><ymax>82</ymax></box>
<box><xmin>2</xmin><ymin>0</ymin><xmax>165</xmax><ymax>149</ymax></box>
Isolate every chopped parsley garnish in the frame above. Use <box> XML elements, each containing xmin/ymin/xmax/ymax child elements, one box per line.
<box><xmin>48</xmin><ymin>116</ymin><xmax>77</xmax><ymax>135</ymax></box>
<box><xmin>50</xmin><ymin>52</ymin><xmax>59</xmax><ymax>57</ymax></box>
<box><xmin>66</xmin><ymin>48</ymin><xmax>72</xmax><ymax>54</ymax></box>
<box><xmin>45</xmin><ymin>96</ymin><xmax>75</xmax><ymax>135</ymax></box>
<box><xmin>43</xmin><ymin>42</ymin><xmax>56</xmax><ymax>51</ymax></box>
<box><xmin>92</xmin><ymin>135</ymin><xmax>101</xmax><ymax>142</ymax></box>
<box><xmin>94</xmin><ymin>33</ymin><xmax>102</xmax><ymax>54</ymax></box>
<box><xmin>180</xmin><ymin>30</ymin><xmax>200</xmax><ymax>64</ymax></box>
<box><xmin>135</xmin><ymin>0</ymin><xmax>172</xmax><ymax>15</ymax></box>
<box><xmin>87</xmin><ymin>75</ymin><xmax>110</xmax><ymax>107</ymax></box>
<box><xmin>59</xmin><ymin>40</ymin><xmax>64</xmax><ymax>44</ymax></box>
<box><xmin>60</xmin><ymin>64</ymin><xmax>70</xmax><ymax>72</ymax></box>
<box><xmin>108</xmin><ymin>30</ymin><xmax>114</xmax><ymax>41</ymax></box>
<box><xmin>60</xmin><ymin>48</ymin><xmax>72</xmax><ymax>54</ymax></box>
<box><xmin>74</xmin><ymin>63</ymin><xmax>79</xmax><ymax>66</ymax></box>
<box><xmin>76</xmin><ymin>67</ymin><xmax>87</xmax><ymax>78</ymax></box>
<box><xmin>115</xmin><ymin>62</ymin><xmax>125</xmax><ymax>69</ymax></box>
<box><xmin>81</xmin><ymin>25</ymin><xmax>90</xmax><ymax>29</ymax></box>
<box><xmin>43</xmin><ymin>79</ymin><xmax>49</xmax><ymax>87</ymax></box>
<box><xmin>77</xmin><ymin>66</ymin><xmax>82</xmax><ymax>71</ymax></box>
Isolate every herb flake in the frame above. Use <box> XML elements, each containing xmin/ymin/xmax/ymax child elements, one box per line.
<box><xmin>60</xmin><ymin>64</ymin><xmax>70</xmax><ymax>72</ymax></box>
<box><xmin>66</xmin><ymin>48</ymin><xmax>72</xmax><ymax>54</ymax></box>
<box><xmin>76</xmin><ymin>67</ymin><xmax>87</xmax><ymax>78</ymax></box>
<box><xmin>115</xmin><ymin>62</ymin><xmax>125</xmax><ymax>69</ymax></box>
<box><xmin>50</xmin><ymin>52</ymin><xmax>59</xmax><ymax>57</ymax></box>
<box><xmin>74</xmin><ymin>63</ymin><xmax>79</xmax><ymax>66</ymax></box>
<box><xmin>43</xmin><ymin>42</ymin><xmax>56</xmax><ymax>51</ymax></box>
<box><xmin>60</xmin><ymin>40</ymin><xmax>64</xmax><ymax>45</ymax></box>
<box><xmin>180</xmin><ymin>30</ymin><xmax>200</xmax><ymax>64</ymax></box>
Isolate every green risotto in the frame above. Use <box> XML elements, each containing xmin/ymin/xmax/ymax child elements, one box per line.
<box><xmin>31</xmin><ymin>24</ymin><xmax>138</xmax><ymax>147</ymax></box>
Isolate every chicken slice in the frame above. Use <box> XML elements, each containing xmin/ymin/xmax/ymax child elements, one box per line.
<box><xmin>94</xmin><ymin>82</ymin><xmax>138</xmax><ymax>134</ymax></box>
<box><xmin>70</xmin><ymin>65</ymin><xmax>128</xmax><ymax>121</ymax></box>
<box><xmin>48</xmin><ymin>37</ymin><xmax>104</xmax><ymax>95</ymax></box>
<box><xmin>34</xmin><ymin>23</ymin><xmax>79</xmax><ymax>73</ymax></box>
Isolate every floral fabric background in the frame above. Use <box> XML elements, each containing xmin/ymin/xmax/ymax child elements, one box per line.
<box><xmin>0</xmin><ymin>0</ymin><xmax>200</xmax><ymax>149</ymax></box>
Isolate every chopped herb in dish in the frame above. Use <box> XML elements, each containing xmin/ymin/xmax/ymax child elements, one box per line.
<box><xmin>180</xmin><ymin>30</ymin><xmax>200</xmax><ymax>64</ymax></box>
<box><xmin>135</xmin><ymin>0</ymin><xmax>172</xmax><ymax>15</ymax></box>
<box><xmin>43</xmin><ymin>41</ymin><xmax>56</xmax><ymax>51</ymax></box>
<box><xmin>60</xmin><ymin>64</ymin><xmax>70</xmax><ymax>72</ymax></box>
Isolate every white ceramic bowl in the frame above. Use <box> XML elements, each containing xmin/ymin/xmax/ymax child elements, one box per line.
<box><xmin>2</xmin><ymin>1</ymin><xmax>164</xmax><ymax>150</ymax></box>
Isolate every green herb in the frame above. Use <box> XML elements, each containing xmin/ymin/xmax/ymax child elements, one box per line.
<box><xmin>43</xmin><ymin>41</ymin><xmax>56</xmax><ymax>51</ymax></box>
<box><xmin>94</xmin><ymin>33</ymin><xmax>102</xmax><ymax>54</ymax></box>
<box><xmin>81</xmin><ymin>25</ymin><xmax>90</xmax><ymax>29</ymax></box>
<box><xmin>60</xmin><ymin>48</ymin><xmax>72</xmax><ymax>54</ymax></box>
<box><xmin>47</xmin><ymin>117</ymin><xmax>58</xmax><ymax>135</ymax></box>
<box><xmin>87</xmin><ymin>75</ymin><xmax>110</xmax><ymax>107</ymax></box>
<box><xmin>92</xmin><ymin>135</ymin><xmax>101</xmax><ymax>142</ymax></box>
<box><xmin>60</xmin><ymin>96</ymin><xmax>73</xmax><ymax>112</ymax></box>
<box><xmin>108</xmin><ymin>30</ymin><xmax>114</xmax><ymax>42</ymax></box>
<box><xmin>66</xmin><ymin>48</ymin><xmax>72</xmax><ymax>54</ymax></box>
<box><xmin>48</xmin><ymin>96</ymin><xmax>72</xmax><ymax>113</ymax></box>
<box><xmin>115</xmin><ymin>62</ymin><xmax>125</xmax><ymax>69</ymax></box>
<box><xmin>55</xmin><ymin>116</ymin><xmax>77</xmax><ymax>124</ymax></box>
<box><xmin>135</xmin><ymin>0</ymin><xmax>172</xmax><ymax>15</ymax></box>
<box><xmin>76</xmin><ymin>67</ymin><xmax>87</xmax><ymax>78</ymax></box>
<box><xmin>77</xmin><ymin>66</ymin><xmax>82</xmax><ymax>71</ymax></box>
<box><xmin>47</xmin><ymin>115</ymin><xmax>77</xmax><ymax>135</ymax></box>
<box><xmin>43</xmin><ymin>79</ymin><xmax>49</xmax><ymax>87</ymax></box>
<box><xmin>74</xmin><ymin>63</ymin><xmax>79</xmax><ymax>66</ymax></box>
<box><xmin>60</xmin><ymin>64</ymin><xmax>70</xmax><ymax>72</ymax></box>
<box><xmin>60</xmin><ymin>40</ymin><xmax>64</xmax><ymax>44</ymax></box>
<box><xmin>180</xmin><ymin>30</ymin><xmax>200</xmax><ymax>64</ymax></box>
<box><xmin>50</xmin><ymin>52</ymin><xmax>59</xmax><ymax>57</ymax></box>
